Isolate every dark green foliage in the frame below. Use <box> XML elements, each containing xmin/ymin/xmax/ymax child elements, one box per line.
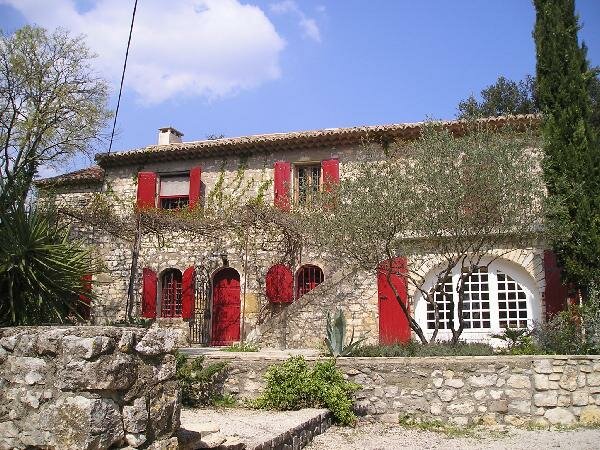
<box><xmin>253</xmin><ymin>356</ymin><xmax>359</xmax><ymax>426</ymax></box>
<box><xmin>348</xmin><ymin>341</ymin><xmax>495</xmax><ymax>357</ymax></box>
<box><xmin>457</xmin><ymin>75</ymin><xmax>539</xmax><ymax>119</ymax></box>
<box><xmin>496</xmin><ymin>290</ymin><xmax>600</xmax><ymax>355</ymax></box>
<box><xmin>0</xmin><ymin>206</ymin><xmax>98</xmax><ymax>325</ymax></box>
<box><xmin>175</xmin><ymin>352</ymin><xmax>228</xmax><ymax>407</ymax></box>
<box><xmin>534</xmin><ymin>0</ymin><xmax>600</xmax><ymax>288</ymax></box>
<box><xmin>325</xmin><ymin>308</ymin><xmax>368</xmax><ymax>357</ymax></box>
<box><xmin>491</xmin><ymin>328</ymin><xmax>530</xmax><ymax>351</ymax></box>
<box><xmin>492</xmin><ymin>328</ymin><xmax>539</xmax><ymax>355</ymax></box>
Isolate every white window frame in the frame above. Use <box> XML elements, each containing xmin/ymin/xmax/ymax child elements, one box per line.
<box><xmin>414</xmin><ymin>259</ymin><xmax>541</xmax><ymax>343</ymax></box>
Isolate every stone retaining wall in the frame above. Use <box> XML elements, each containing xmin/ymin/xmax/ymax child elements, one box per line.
<box><xmin>201</xmin><ymin>353</ymin><xmax>600</xmax><ymax>427</ymax></box>
<box><xmin>0</xmin><ymin>326</ymin><xmax>182</xmax><ymax>449</ymax></box>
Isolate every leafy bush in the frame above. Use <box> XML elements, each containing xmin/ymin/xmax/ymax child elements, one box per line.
<box><xmin>495</xmin><ymin>291</ymin><xmax>600</xmax><ymax>355</ymax></box>
<box><xmin>175</xmin><ymin>352</ymin><xmax>228</xmax><ymax>406</ymax></box>
<box><xmin>325</xmin><ymin>308</ymin><xmax>368</xmax><ymax>357</ymax></box>
<box><xmin>224</xmin><ymin>342</ymin><xmax>260</xmax><ymax>352</ymax></box>
<box><xmin>253</xmin><ymin>356</ymin><xmax>359</xmax><ymax>426</ymax></box>
<box><xmin>351</xmin><ymin>341</ymin><xmax>495</xmax><ymax>357</ymax></box>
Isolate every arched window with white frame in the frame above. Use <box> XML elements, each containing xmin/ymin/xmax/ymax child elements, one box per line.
<box><xmin>414</xmin><ymin>259</ymin><xmax>541</xmax><ymax>343</ymax></box>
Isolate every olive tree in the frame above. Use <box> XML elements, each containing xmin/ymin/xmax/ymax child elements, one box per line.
<box><xmin>306</xmin><ymin>122</ymin><xmax>544</xmax><ymax>344</ymax></box>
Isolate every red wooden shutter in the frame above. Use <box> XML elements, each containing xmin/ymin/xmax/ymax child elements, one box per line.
<box><xmin>189</xmin><ymin>166</ymin><xmax>202</xmax><ymax>208</ymax></box>
<box><xmin>137</xmin><ymin>172</ymin><xmax>157</xmax><ymax>208</ymax></box>
<box><xmin>266</xmin><ymin>264</ymin><xmax>294</xmax><ymax>303</ymax></box>
<box><xmin>142</xmin><ymin>268</ymin><xmax>157</xmax><ymax>319</ymax></box>
<box><xmin>543</xmin><ymin>250</ymin><xmax>569</xmax><ymax>319</ymax></box>
<box><xmin>182</xmin><ymin>266</ymin><xmax>196</xmax><ymax>319</ymax></box>
<box><xmin>377</xmin><ymin>257</ymin><xmax>411</xmax><ymax>344</ymax></box>
<box><xmin>274</xmin><ymin>161</ymin><xmax>291</xmax><ymax>211</ymax></box>
<box><xmin>78</xmin><ymin>274</ymin><xmax>92</xmax><ymax>320</ymax></box>
<box><xmin>321</xmin><ymin>158</ymin><xmax>339</xmax><ymax>191</ymax></box>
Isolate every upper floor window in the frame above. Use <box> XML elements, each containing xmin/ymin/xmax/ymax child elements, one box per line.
<box><xmin>294</xmin><ymin>164</ymin><xmax>321</xmax><ymax>205</ymax></box>
<box><xmin>159</xmin><ymin>174</ymin><xmax>189</xmax><ymax>209</ymax></box>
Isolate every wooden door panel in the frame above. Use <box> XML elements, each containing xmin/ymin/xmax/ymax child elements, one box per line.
<box><xmin>211</xmin><ymin>268</ymin><xmax>241</xmax><ymax>345</ymax></box>
<box><xmin>378</xmin><ymin>257</ymin><xmax>411</xmax><ymax>344</ymax></box>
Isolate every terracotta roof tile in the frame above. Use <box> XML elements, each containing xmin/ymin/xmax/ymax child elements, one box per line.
<box><xmin>36</xmin><ymin>165</ymin><xmax>104</xmax><ymax>187</ymax></box>
<box><xmin>95</xmin><ymin>115</ymin><xmax>540</xmax><ymax>167</ymax></box>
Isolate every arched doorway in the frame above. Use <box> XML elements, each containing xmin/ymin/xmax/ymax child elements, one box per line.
<box><xmin>211</xmin><ymin>267</ymin><xmax>241</xmax><ymax>345</ymax></box>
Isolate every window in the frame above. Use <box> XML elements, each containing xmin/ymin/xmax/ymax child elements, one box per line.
<box><xmin>417</xmin><ymin>261</ymin><xmax>539</xmax><ymax>341</ymax></box>
<box><xmin>159</xmin><ymin>174</ymin><xmax>189</xmax><ymax>209</ymax></box>
<box><xmin>161</xmin><ymin>268</ymin><xmax>183</xmax><ymax>318</ymax></box>
<box><xmin>497</xmin><ymin>272</ymin><xmax>528</xmax><ymax>328</ymax></box>
<box><xmin>296</xmin><ymin>264</ymin><xmax>324</xmax><ymax>298</ymax></box>
<box><xmin>294</xmin><ymin>164</ymin><xmax>321</xmax><ymax>205</ymax></box>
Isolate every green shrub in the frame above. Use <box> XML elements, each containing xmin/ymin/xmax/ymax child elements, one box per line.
<box><xmin>175</xmin><ymin>352</ymin><xmax>228</xmax><ymax>406</ymax></box>
<box><xmin>253</xmin><ymin>356</ymin><xmax>359</xmax><ymax>426</ymax></box>
<box><xmin>351</xmin><ymin>341</ymin><xmax>495</xmax><ymax>357</ymax></box>
<box><xmin>224</xmin><ymin>342</ymin><xmax>260</xmax><ymax>352</ymax></box>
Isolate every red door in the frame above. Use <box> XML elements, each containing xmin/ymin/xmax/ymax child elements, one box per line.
<box><xmin>378</xmin><ymin>257</ymin><xmax>411</xmax><ymax>344</ymax></box>
<box><xmin>211</xmin><ymin>268</ymin><xmax>241</xmax><ymax>345</ymax></box>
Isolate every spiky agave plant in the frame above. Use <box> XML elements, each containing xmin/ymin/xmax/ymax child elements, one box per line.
<box><xmin>325</xmin><ymin>308</ymin><xmax>368</xmax><ymax>357</ymax></box>
<box><xmin>0</xmin><ymin>205</ymin><xmax>99</xmax><ymax>325</ymax></box>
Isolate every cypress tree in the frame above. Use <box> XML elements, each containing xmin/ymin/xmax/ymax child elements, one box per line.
<box><xmin>534</xmin><ymin>0</ymin><xmax>600</xmax><ymax>289</ymax></box>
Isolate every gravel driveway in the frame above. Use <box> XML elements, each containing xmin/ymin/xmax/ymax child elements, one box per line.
<box><xmin>306</xmin><ymin>422</ymin><xmax>600</xmax><ymax>450</ymax></box>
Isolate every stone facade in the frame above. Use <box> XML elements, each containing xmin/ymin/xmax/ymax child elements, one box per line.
<box><xmin>0</xmin><ymin>326</ymin><xmax>181</xmax><ymax>449</ymax></box>
<box><xmin>201</xmin><ymin>354</ymin><xmax>600</xmax><ymax>427</ymax></box>
<box><xmin>39</xmin><ymin>117</ymin><xmax>552</xmax><ymax>349</ymax></box>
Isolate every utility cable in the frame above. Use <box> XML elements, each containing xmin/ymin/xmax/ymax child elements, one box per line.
<box><xmin>107</xmin><ymin>0</ymin><xmax>138</xmax><ymax>155</ymax></box>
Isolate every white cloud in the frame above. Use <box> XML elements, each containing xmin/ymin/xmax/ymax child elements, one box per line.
<box><xmin>1</xmin><ymin>0</ymin><xmax>286</xmax><ymax>104</ymax></box>
<box><xmin>270</xmin><ymin>1</ymin><xmax>321</xmax><ymax>43</ymax></box>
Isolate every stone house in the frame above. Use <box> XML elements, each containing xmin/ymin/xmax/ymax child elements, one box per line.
<box><xmin>37</xmin><ymin>116</ymin><xmax>570</xmax><ymax>348</ymax></box>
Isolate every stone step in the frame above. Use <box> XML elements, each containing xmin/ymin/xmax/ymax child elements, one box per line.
<box><xmin>180</xmin><ymin>408</ymin><xmax>331</xmax><ymax>450</ymax></box>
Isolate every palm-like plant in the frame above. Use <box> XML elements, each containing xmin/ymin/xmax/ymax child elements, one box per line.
<box><xmin>0</xmin><ymin>205</ymin><xmax>98</xmax><ymax>325</ymax></box>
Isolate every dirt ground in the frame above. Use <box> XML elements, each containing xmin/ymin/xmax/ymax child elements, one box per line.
<box><xmin>306</xmin><ymin>422</ymin><xmax>600</xmax><ymax>450</ymax></box>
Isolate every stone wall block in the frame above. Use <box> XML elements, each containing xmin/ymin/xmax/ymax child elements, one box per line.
<box><xmin>7</xmin><ymin>356</ymin><xmax>48</xmax><ymax>385</ymax></box>
<box><xmin>533</xmin><ymin>359</ymin><xmax>553</xmax><ymax>374</ymax></box>
<box><xmin>508</xmin><ymin>400</ymin><xmax>531</xmax><ymax>415</ymax></box>
<box><xmin>534</xmin><ymin>391</ymin><xmax>558</xmax><ymax>407</ymax></box>
<box><xmin>135</xmin><ymin>328</ymin><xmax>177</xmax><ymax>356</ymax></box>
<box><xmin>147</xmin><ymin>382</ymin><xmax>181</xmax><ymax>441</ymax></box>
<box><xmin>544</xmin><ymin>407</ymin><xmax>576</xmax><ymax>425</ymax></box>
<box><xmin>62</xmin><ymin>335</ymin><xmax>115</xmax><ymax>361</ymax></box>
<box><xmin>446</xmin><ymin>401</ymin><xmax>475</xmax><ymax>415</ymax></box>
<box><xmin>57</xmin><ymin>353</ymin><xmax>137</xmax><ymax>391</ymax></box>
<box><xmin>468</xmin><ymin>374</ymin><xmax>497</xmax><ymax>387</ymax></box>
<box><xmin>572</xmin><ymin>391</ymin><xmax>589</xmax><ymax>406</ymax></box>
<box><xmin>533</xmin><ymin>374</ymin><xmax>550</xmax><ymax>390</ymax></box>
<box><xmin>587</xmin><ymin>372</ymin><xmax>600</xmax><ymax>387</ymax></box>
<box><xmin>123</xmin><ymin>397</ymin><xmax>148</xmax><ymax>434</ymax></box>
<box><xmin>507</xmin><ymin>374</ymin><xmax>531</xmax><ymax>389</ymax></box>
<box><xmin>559</xmin><ymin>366</ymin><xmax>579</xmax><ymax>391</ymax></box>
<box><xmin>47</xmin><ymin>395</ymin><xmax>124</xmax><ymax>450</ymax></box>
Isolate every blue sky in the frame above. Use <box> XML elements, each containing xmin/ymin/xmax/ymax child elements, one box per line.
<box><xmin>1</xmin><ymin>0</ymin><xmax>599</xmax><ymax>174</ymax></box>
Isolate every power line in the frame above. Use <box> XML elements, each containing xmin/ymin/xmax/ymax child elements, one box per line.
<box><xmin>107</xmin><ymin>0</ymin><xmax>138</xmax><ymax>155</ymax></box>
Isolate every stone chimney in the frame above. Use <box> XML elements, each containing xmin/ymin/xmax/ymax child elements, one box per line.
<box><xmin>158</xmin><ymin>126</ymin><xmax>183</xmax><ymax>145</ymax></box>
